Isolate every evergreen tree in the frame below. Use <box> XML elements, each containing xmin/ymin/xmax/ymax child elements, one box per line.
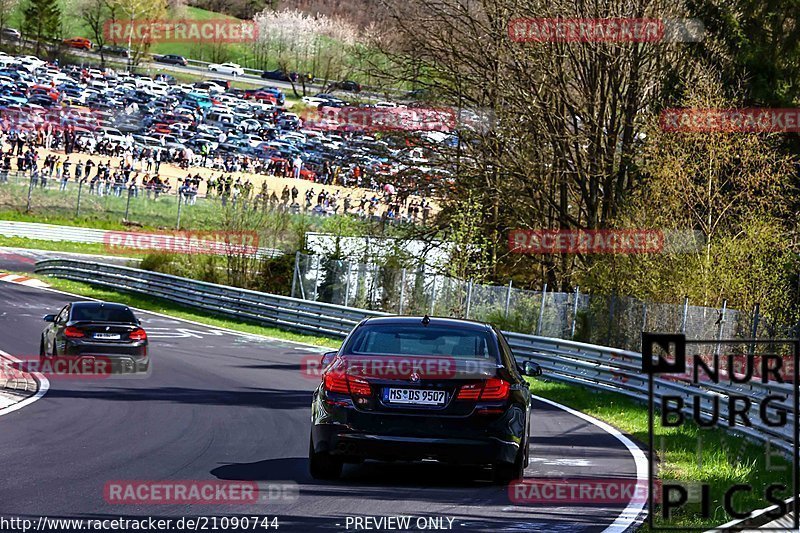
<box><xmin>22</xmin><ymin>0</ymin><xmax>60</xmax><ymax>57</ymax></box>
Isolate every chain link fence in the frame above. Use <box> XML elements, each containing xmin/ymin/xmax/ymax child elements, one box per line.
<box><xmin>290</xmin><ymin>252</ymin><xmax>777</xmax><ymax>351</ymax></box>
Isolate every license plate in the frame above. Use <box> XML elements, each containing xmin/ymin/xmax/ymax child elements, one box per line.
<box><xmin>93</xmin><ymin>333</ymin><xmax>121</xmax><ymax>340</ymax></box>
<box><xmin>385</xmin><ymin>388</ymin><xmax>446</xmax><ymax>406</ymax></box>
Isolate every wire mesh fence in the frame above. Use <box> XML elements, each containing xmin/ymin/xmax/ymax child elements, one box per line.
<box><xmin>291</xmin><ymin>252</ymin><xmax>776</xmax><ymax>351</ymax></box>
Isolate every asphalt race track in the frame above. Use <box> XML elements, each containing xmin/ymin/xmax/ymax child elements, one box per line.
<box><xmin>0</xmin><ymin>281</ymin><xmax>645</xmax><ymax>532</ymax></box>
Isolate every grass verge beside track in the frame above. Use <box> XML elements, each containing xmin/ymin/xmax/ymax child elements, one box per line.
<box><xmin>0</xmin><ymin>236</ymin><xmax>148</xmax><ymax>256</ymax></box>
<box><xmin>30</xmin><ymin>274</ymin><xmax>342</xmax><ymax>349</ymax></box>
<box><xmin>527</xmin><ymin>378</ymin><xmax>792</xmax><ymax>530</ymax></box>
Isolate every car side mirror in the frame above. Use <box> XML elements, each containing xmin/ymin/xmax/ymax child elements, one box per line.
<box><xmin>523</xmin><ymin>361</ymin><xmax>542</xmax><ymax>377</ymax></box>
<box><xmin>320</xmin><ymin>351</ymin><xmax>337</xmax><ymax>368</ymax></box>
<box><xmin>43</xmin><ymin>314</ymin><xmax>56</xmax><ymax>322</ymax></box>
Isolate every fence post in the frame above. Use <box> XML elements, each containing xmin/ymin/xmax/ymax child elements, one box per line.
<box><xmin>750</xmin><ymin>302</ymin><xmax>760</xmax><ymax>338</ymax></box>
<box><xmin>75</xmin><ymin>179</ymin><xmax>84</xmax><ymax>217</ymax></box>
<box><xmin>504</xmin><ymin>280</ymin><xmax>513</xmax><ymax>318</ymax></box>
<box><xmin>313</xmin><ymin>255</ymin><xmax>321</xmax><ymax>301</ymax></box>
<box><xmin>25</xmin><ymin>172</ymin><xmax>34</xmax><ymax>213</ymax></box>
<box><xmin>680</xmin><ymin>296</ymin><xmax>689</xmax><ymax>333</ymax></box>
<box><xmin>715</xmin><ymin>299</ymin><xmax>727</xmax><ymax>356</ymax></box>
<box><xmin>607</xmin><ymin>293</ymin><xmax>616</xmax><ymax>346</ymax></box>
<box><xmin>344</xmin><ymin>261</ymin><xmax>352</xmax><ymax>307</ymax></box>
<box><xmin>749</xmin><ymin>303</ymin><xmax>761</xmax><ymax>356</ymax></box>
<box><xmin>176</xmin><ymin>190</ymin><xmax>183</xmax><ymax>230</ymax></box>
<box><xmin>571</xmin><ymin>286</ymin><xmax>580</xmax><ymax>339</ymax></box>
<box><xmin>465</xmin><ymin>279</ymin><xmax>473</xmax><ymax>319</ymax></box>
<box><xmin>429</xmin><ymin>276</ymin><xmax>437</xmax><ymax>315</ymax></box>
<box><xmin>536</xmin><ymin>283</ymin><xmax>547</xmax><ymax>336</ymax></box>
<box><xmin>124</xmin><ymin>186</ymin><xmax>133</xmax><ymax>220</ymax></box>
<box><xmin>290</xmin><ymin>251</ymin><xmax>300</xmax><ymax>299</ymax></box>
<box><xmin>398</xmin><ymin>268</ymin><xmax>407</xmax><ymax>314</ymax></box>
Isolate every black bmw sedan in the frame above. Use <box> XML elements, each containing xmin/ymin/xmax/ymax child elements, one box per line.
<box><xmin>40</xmin><ymin>301</ymin><xmax>149</xmax><ymax>374</ymax></box>
<box><xmin>309</xmin><ymin>316</ymin><xmax>542</xmax><ymax>483</ymax></box>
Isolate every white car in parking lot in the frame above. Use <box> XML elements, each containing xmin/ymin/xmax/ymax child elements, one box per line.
<box><xmin>207</xmin><ymin>63</ymin><xmax>244</xmax><ymax>76</ymax></box>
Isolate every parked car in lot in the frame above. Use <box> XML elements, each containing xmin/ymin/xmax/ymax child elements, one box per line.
<box><xmin>208</xmin><ymin>62</ymin><xmax>244</xmax><ymax>76</ymax></box>
<box><xmin>309</xmin><ymin>316</ymin><xmax>542</xmax><ymax>482</ymax></box>
<box><xmin>154</xmin><ymin>73</ymin><xmax>176</xmax><ymax>85</ymax></box>
<box><xmin>63</xmin><ymin>37</ymin><xmax>92</xmax><ymax>50</ymax></box>
<box><xmin>154</xmin><ymin>54</ymin><xmax>188</xmax><ymax>66</ymax></box>
<box><xmin>41</xmin><ymin>301</ymin><xmax>149</xmax><ymax>373</ymax></box>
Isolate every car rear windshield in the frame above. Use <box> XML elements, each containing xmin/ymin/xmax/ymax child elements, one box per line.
<box><xmin>71</xmin><ymin>306</ymin><xmax>137</xmax><ymax>323</ymax></box>
<box><xmin>343</xmin><ymin>325</ymin><xmax>497</xmax><ymax>361</ymax></box>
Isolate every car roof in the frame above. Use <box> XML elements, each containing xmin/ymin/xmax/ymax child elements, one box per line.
<box><xmin>70</xmin><ymin>301</ymin><xmax>133</xmax><ymax>311</ymax></box>
<box><xmin>360</xmin><ymin>316</ymin><xmax>494</xmax><ymax>332</ymax></box>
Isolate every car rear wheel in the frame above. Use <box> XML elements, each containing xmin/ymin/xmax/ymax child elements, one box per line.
<box><xmin>39</xmin><ymin>337</ymin><xmax>46</xmax><ymax>361</ymax></box>
<box><xmin>492</xmin><ymin>444</ymin><xmax>526</xmax><ymax>484</ymax></box>
<box><xmin>308</xmin><ymin>434</ymin><xmax>342</xmax><ymax>480</ymax></box>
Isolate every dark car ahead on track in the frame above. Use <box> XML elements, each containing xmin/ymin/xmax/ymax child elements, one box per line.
<box><xmin>309</xmin><ymin>316</ymin><xmax>542</xmax><ymax>483</ymax></box>
<box><xmin>40</xmin><ymin>301</ymin><xmax>149</xmax><ymax>373</ymax></box>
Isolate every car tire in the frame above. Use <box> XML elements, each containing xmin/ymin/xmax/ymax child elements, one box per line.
<box><xmin>39</xmin><ymin>337</ymin><xmax>46</xmax><ymax>361</ymax></box>
<box><xmin>492</xmin><ymin>446</ymin><xmax>526</xmax><ymax>485</ymax></box>
<box><xmin>308</xmin><ymin>434</ymin><xmax>342</xmax><ymax>480</ymax></box>
<box><xmin>210</xmin><ymin>68</ymin><xmax>217</xmax><ymax>72</ymax></box>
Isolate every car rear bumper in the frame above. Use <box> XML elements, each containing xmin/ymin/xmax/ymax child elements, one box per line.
<box><xmin>63</xmin><ymin>341</ymin><xmax>149</xmax><ymax>373</ymax></box>
<box><xmin>312</xmin><ymin>424</ymin><xmax>519</xmax><ymax>465</ymax></box>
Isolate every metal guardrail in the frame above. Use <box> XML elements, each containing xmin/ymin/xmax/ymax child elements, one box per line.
<box><xmin>33</xmin><ymin>258</ymin><xmax>796</xmax><ymax>459</ymax></box>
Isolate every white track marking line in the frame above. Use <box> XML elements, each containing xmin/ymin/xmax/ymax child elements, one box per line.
<box><xmin>0</xmin><ymin>349</ymin><xmax>49</xmax><ymax>417</ymax></box>
<box><xmin>532</xmin><ymin>394</ymin><xmax>648</xmax><ymax>533</ymax></box>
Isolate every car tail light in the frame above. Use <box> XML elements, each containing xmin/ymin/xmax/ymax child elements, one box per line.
<box><xmin>129</xmin><ymin>328</ymin><xmax>147</xmax><ymax>341</ymax></box>
<box><xmin>456</xmin><ymin>382</ymin><xmax>482</xmax><ymax>400</ymax></box>
<box><xmin>64</xmin><ymin>326</ymin><xmax>84</xmax><ymax>338</ymax></box>
<box><xmin>480</xmin><ymin>378</ymin><xmax>510</xmax><ymax>400</ymax></box>
<box><xmin>323</xmin><ymin>371</ymin><xmax>371</xmax><ymax>397</ymax></box>
<box><xmin>457</xmin><ymin>378</ymin><xmax>510</xmax><ymax>401</ymax></box>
